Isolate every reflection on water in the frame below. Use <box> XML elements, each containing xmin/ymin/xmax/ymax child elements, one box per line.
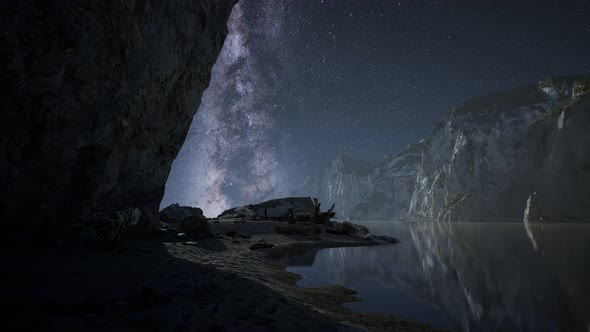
<box><xmin>285</xmin><ymin>221</ymin><xmax>590</xmax><ymax>332</ymax></box>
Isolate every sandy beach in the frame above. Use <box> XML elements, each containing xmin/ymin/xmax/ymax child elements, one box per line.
<box><xmin>3</xmin><ymin>220</ymin><xmax>447</xmax><ymax>331</ymax></box>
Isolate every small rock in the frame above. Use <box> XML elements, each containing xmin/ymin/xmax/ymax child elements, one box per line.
<box><xmin>249</xmin><ymin>243</ymin><xmax>274</xmax><ymax>250</ymax></box>
<box><xmin>182</xmin><ymin>241</ymin><xmax>198</xmax><ymax>245</ymax></box>
<box><xmin>225</xmin><ymin>230</ymin><xmax>237</xmax><ymax>237</ymax></box>
<box><xmin>160</xmin><ymin>204</ymin><xmax>204</xmax><ymax>223</ymax></box>
<box><xmin>232</xmin><ymin>239</ymin><xmax>241</xmax><ymax>244</ymax></box>
<box><xmin>176</xmin><ymin>232</ymin><xmax>190</xmax><ymax>240</ymax></box>
<box><xmin>238</xmin><ymin>233</ymin><xmax>252</xmax><ymax>239</ymax></box>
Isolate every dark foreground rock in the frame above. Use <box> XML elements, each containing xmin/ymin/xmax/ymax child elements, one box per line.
<box><xmin>0</xmin><ymin>1</ymin><xmax>238</xmax><ymax>236</ymax></box>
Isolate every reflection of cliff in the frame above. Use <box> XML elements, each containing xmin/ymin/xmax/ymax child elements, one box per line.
<box><xmin>307</xmin><ymin>222</ymin><xmax>590</xmax><ymax>331</ymax></box>
<box><xmin>320</xmin><ymin>76</ymin><xmax>590</xmax><ymax>221</ymax></box>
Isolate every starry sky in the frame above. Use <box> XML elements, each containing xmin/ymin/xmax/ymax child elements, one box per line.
<box><xmin>162</xmin><ymin>0</ymin><xmax>590</xmax><ymax>217</ymax></box>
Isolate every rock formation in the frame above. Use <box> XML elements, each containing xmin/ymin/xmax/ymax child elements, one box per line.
<box><xmin>1</xmin><ymin>0</ymin><xmax>238</xmax><ymax>237</ymax></box>
<box><xmin>218</xmin><ymin>197</ymin><xmax>316</xmax><ymax>220</ymax></box>
<box><xmin>320</xmin><ymin>76</ymin><xmax>590</xmax><ymax>222</ymax></box>
<box><xmin>177</xmin><ymin>214</ymin><xmax>211</xmax><ymax>236</ymax></box>
<box><xmin>160</xmin><ymin>203</ymin><xmax>206</xmax><ymax>223</ymax></box>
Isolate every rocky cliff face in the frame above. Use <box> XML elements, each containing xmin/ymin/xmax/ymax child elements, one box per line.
<box><xmin>318</xmin><ymin>147</ymin><xmax>422</xmax><ymax>219</ymax></box>
<box><xmin>320</xmin><ymin>156</ymin><xmax>374</xmax><ymax>218</ymax></box>
<box><xmin>1</xmin><ymin>0</ymin><xmax>237</xmax><ymax>235</ymax></box>
<box><xmin>322</xmin><ymin>76</ymin><xmax>590</xmax><ymax>221</ymax></box>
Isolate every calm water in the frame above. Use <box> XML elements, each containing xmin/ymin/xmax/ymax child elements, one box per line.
<box><xmin>285</xmin><ymin>221</ymin><xmax>590</xmax><ymax>332</ymax></box>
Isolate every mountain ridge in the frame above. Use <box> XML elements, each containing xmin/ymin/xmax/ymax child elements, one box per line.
<box><xmin>310</xmin><ymin>75</ymin><xmax>590</xmax><ymax>221</ymax></box>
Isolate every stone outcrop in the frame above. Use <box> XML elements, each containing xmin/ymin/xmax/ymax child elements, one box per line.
<box><xmin>320</xmin><ymin>76</ymin><xmax>590</xmax><ymax>222</ymax></box>
<box><xmin>218</xmin><ymin>197</ymin><xmax>315</xmax><ymax>219</ymax></box>
<box><xmin>177</xmin><ymin>214</ymin><xmax>211</xmax><ymax>236</ymax></box>
<box><xmin>0</xmin><ymin>0</ymin><xmax>238</xmax><ymax>236</ymax></box>
<box><xmin>160</xmin><ymin>204</ymin><xmax>205</xmax><ymax>223</ymax></box>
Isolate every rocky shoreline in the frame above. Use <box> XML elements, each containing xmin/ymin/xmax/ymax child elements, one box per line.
<box><xmin>4</xmin><ymin>217</ymin><xmax>446</xmax><ymax>331</ymax></box>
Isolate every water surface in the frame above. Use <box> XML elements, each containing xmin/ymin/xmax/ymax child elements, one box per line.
<box><xmin>285</xmin><ymin>221</ymin><xmax>590</xmax><ymax>331</ymax></box>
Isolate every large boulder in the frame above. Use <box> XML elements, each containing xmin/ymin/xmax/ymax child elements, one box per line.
<box><xmin>177</xmin><ymin>214</ymin><xmax>210</xmax><ymax>236</ymax></box>
<box><xmin>0</xmin><ymin>0</ymin><xmax>238</xmax><ymax>237</ymax></box>
<box><xmin>160</xmin><ymin>204</ymin><xmax>204</xmax><ymax>223</ymax></box>
<box><xmin>218</xmin><ymin>197</ymin><xmax>315</xmax><ymax>219</ymax></box>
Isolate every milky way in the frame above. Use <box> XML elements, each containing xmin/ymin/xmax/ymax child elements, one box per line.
<box><xmin>161</xmin><ymin>0</ymin><xmax>293</xmax><ymax>216</ymax></box>
<box><xmin>162</xmin><ymin>0</ymin><xmax>590</xmax><ymax>217</ymax></box>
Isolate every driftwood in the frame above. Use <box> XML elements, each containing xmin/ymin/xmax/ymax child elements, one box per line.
<box><xmin>310</xmin><ymin>198</ymin><xmax>336</xmax><ymax>224</ymax></box>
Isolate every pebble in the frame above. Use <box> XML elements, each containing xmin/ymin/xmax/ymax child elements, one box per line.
<box><xmin>249</xmin><ymin>243</ymin><xmax>274</xmax><ymax>250</ymax></box>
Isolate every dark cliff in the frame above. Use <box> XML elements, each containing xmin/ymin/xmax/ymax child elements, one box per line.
<box><xmin>0</xmin><ymin>0</ymin><xmax>238</xmax><ymax>236</ymax></box>
<box><xmin>321</xmin><ymin>76</ymin><xmax>590</xmax><ymax>222</ymax></box>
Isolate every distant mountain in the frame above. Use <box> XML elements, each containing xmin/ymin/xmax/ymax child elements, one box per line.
<box><xmin>320</xmin><ymin>76</ymin><xmax>590</xmax><ymax>221</ymax></box>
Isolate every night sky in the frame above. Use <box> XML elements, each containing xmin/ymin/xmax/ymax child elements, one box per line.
<box><xmin>162</xmin><ymin>0</ymin><xmax>590</xmax><ymax>216</ymax></box>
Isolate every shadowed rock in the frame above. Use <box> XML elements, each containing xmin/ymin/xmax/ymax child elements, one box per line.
<box><xmin>0</xmin><ymin>0</ymin><xmax>238</xmax><ymax>237</ymax></box>
<box><xmin>177</xmin><ymin>214</ymin><xmax>211</xmax><ymax>236</ymax></box>
<box><xmin>276</xmin><ymin>224</ymin><xmax>321</xmax><ymax>236</ymax></box>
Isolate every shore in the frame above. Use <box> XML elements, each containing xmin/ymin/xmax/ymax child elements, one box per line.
<box><xmin>3</xmin><ymin>220</ymin><xmax>447</xmax><ymax>331</ymax></box>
